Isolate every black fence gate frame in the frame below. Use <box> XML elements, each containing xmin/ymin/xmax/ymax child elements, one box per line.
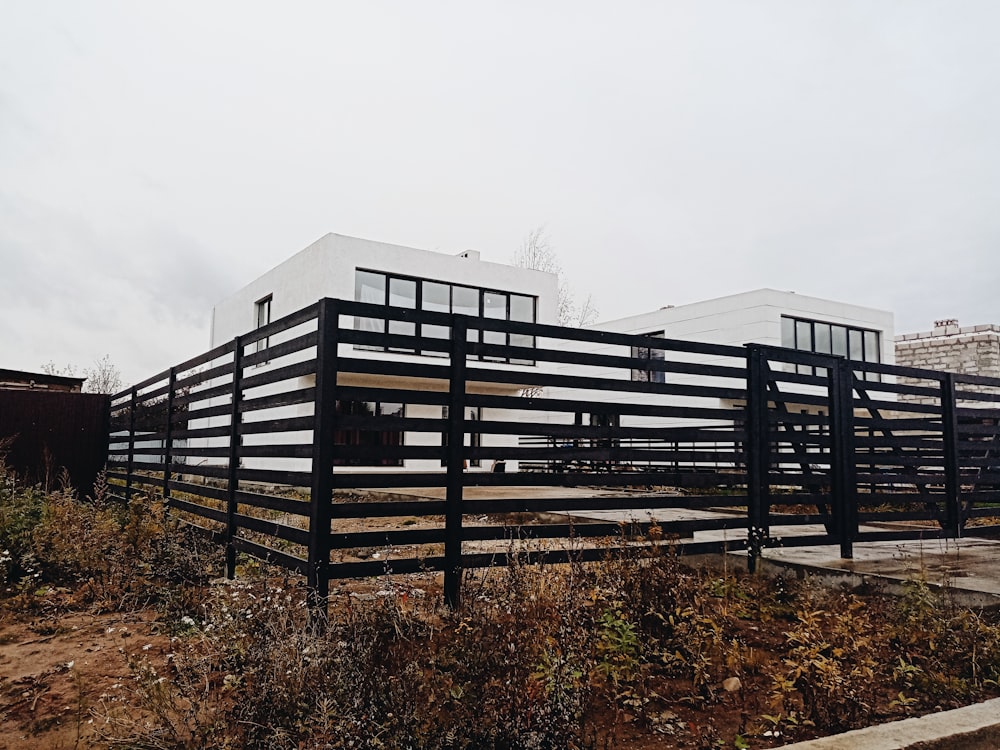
<box><xmin>107</xmin><ymin>297</ymin><xmax>1000</xmax><ymax>608</ymax></box>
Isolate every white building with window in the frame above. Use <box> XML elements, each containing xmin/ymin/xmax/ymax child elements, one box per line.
<box><xmin>211</xmin><ymin>233</ymin><xmax>558</xmax><ymax>348</ymax></box>
<box><xmin>595</xmin><ymin>288</ymin><xmax>893</xmax><ymax>367</ymax></box>
<box><xmin>535</xmin><ymin>288</ymin><xmax>894</xmax><ymax>441</ymax></box>
<box><xmin>207</xmin><ymin>232</ymin><xmax>560</xmax><ymax>473</ymax></box>
<box><xmin>206</xmin><ymin>234</ymin><xmax>893</xmax><ymax>475</ymax></box>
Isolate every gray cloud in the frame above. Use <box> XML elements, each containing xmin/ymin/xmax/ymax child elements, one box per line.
<box><xmin>0</xmin><ymin>0</ymin><xmax>998</xmax><ymax>385</ymax></box>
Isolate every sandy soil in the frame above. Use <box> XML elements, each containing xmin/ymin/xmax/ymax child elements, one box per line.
<box><xmin>0</xmin><ymin>608</ymin><xmax>172</xmax><ymax>750</ymax></box>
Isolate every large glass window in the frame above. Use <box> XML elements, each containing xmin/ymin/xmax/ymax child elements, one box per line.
<box><xmin>509</xmin><ymin>294</ymin><xmax>536</xmax><ymax>365</ymax></box>
<box><xmin>355</xmin><ymin>271</ymin><xmax>386</xmax><ymax>348</ymax></box>
<box><xmin>421</xmin><ymin>281</ymin><xmax>451</xmax><ymax>351</ymax></box>
<box><xmin>781</xmin><ymin>316</ymin><xmax>881</xmax><ymax>380</ymax></box>
<box><xmin>354</xmin><ymin>269</ymin><xmax>538</xmax><ymax>363</ymax></box>
<box><xmin>631</xmin><ymin>331</ymin><xmax>666</xmax><ymax>383</ymax></box>
<box><xmin>482</xmin><ymin>291</ymin><xmax>508</xmax><ymax>360</ymax></box>
<box><xmin>254</xmin><ymin>295</ymin><xmax>272</xmax><ymax>354</ymax></box>
<box><xmin>451</xmin><ymin>285</ymin><xmax>480</xmax><ymax>347</ymax></box>
<box><xmin>334</xmin><ymin>400</ymin><xmax>404</xmax><ymax>466</ymax></box>
<box><xmin>387</xmin><ymin>277</ymin><xmax>417</xmax><ymax>350</ymax></box>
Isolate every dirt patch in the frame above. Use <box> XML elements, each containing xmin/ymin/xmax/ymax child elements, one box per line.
<box><xmin>0</xmin><ymin>608</ymin><xmax>172</xmax><ymax>750</ymax></box>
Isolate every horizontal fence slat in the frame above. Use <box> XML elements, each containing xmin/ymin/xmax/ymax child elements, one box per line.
<box><xmin>232</xmin><ymin>536</ymin><xmax>308</xmax><ymax>574</ymax></box>
<box><xmin>106</xmin><ymin>294</ymin><xmax>1000</xmax><ymax>604</ymax></box>
<box><xmin>240</xmin><ymin>358</ymin><xmax>317</xmax><ymax>392</ymax></box>
<box><xmin>236</xmin><ymin>489</ymin><xmax>311</xmax><ymax>516</ymax></box>
<box><xmin>239</xmin><ymin>387</ymin><xmax>316</xmax><ymax>414</ymax></box>
<box><xmin>330</xmin><ymin>498</ymin><xmax>448</xmax><ymax>518</ymax></box>
<box><xmin>234</xmin><ymin>513</ymin><xmax>309</xmax><ymax>546</ymax></box>
<box><xmin>167</xmin><ymin>496</ymin><xmax>227</xmax><ymax>524</ymax></box>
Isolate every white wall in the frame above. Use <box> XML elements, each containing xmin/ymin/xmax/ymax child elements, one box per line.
<box><xmin>210</xmin><ymin>233</ymin><xmax>560</xmax><ymax>346</ymax></box>
<box><xmin>535</xmin><ymin>288</ymin><xmax>896</xmax><ymax>437</ymax></box>
<box><xmin>594</xmin><ymin>288</ymin><xmax>895</xmax><ymax>365</ymax></box>
<box><xmin>199</xmin><ymin>233</ymin><xmax>558</xmax><ymax>475</ymax></box>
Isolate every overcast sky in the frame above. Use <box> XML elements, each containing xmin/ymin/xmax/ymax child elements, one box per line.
<box><xmin>2</xmin><ymin>1</ymin><xmax>998</xmax><ymax>385</ymax></box>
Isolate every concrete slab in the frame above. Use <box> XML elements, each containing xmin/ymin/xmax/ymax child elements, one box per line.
<box><xmin>369</xmin><ymin>486</ymin><xmax>1000</xmax><ymax>606</ymax></box>
<box><xmin>759</xmin><ymin>536</ymin><xmax>1000</xmax><ymax>597</ymax></box>
<box><xmin>778</xmin><ymin>696</ymin><xmax>1000</xmax><ymax>749</ymax></box>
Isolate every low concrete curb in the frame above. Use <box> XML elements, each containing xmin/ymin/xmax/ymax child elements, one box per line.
<box><xmin>752</xmin><ymin>555</ymin><xmax>1000</xmax><ymax>610</ymax></box>
<box><xmin>777</xmin><ymin>697</ymin><xmax>1000</xmax><ymax>749</ymax></box>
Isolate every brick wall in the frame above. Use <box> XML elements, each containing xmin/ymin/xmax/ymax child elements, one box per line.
<box><xmin>895</xmin><ymin>321</ymin><xmax>1000</xmax><ymax>405</ymax></box>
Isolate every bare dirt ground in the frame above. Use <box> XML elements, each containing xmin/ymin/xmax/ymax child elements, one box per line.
<box><xmin>5</xmin><ymin>497</ymin><xmax>1000</xmax><ymax>750</ymax></box>
<box><xmin>0</xmin><ymin>582</ymin><xmax>770</xmax><ymax>750</ymax></box>
<box><xmin>0</xmin><ymin>608</ymin><xmax>173</xmax><ymax>750</ymax></box>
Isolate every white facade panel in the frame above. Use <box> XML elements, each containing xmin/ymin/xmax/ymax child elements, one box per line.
<box><xmin>202</xmin><ymin>233</ymin><xmax>559</xmax><ymax>475</ymax></box>
<box><xmin>211</xmin><ymin>233</ymin><xmax>559</xmax><ymax>346</ymax></box>
<box><xmin>537</xmin><ymin>289</ymin><xmax>896</xmax><ymax>441</ymax></box>
<box><xmin>594</xmin><ymin>289</ymin><xmax>894</xmax><ymax>366</ymax></box>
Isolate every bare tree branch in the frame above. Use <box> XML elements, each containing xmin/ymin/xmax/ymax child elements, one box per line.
<box><xmin>512</xmin><ymin>226</ymin><xmax>598</xmax><ymax>328</ymax></box>
<box><xmin>82</xmin><ymin>354</ymin><xmax>122</xmax><ymax>394</ymax></box>
<box><xmin>41</xmin><ymin>361</ymin><xmax>77</xmax><ymax>377</ymax></box>
<box><xmin>42</xmin><ymin>356</ymin><xmax>121</xmax><ymax>393</ymax></box>
<box><xmin>575</xmin><ymin>294</ymin><xmax>599</xmax><ymax>327</ymax></box>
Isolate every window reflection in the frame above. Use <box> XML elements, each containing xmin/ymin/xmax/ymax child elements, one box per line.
<box><xmin>781</xmin><ymin>315</ymin><xmax>882</xmax><ymax>381</ymax></box>
<box><xmin>354</xmin><ymin>270</ymin><xmax>538</xmax><ymax>363</ymax></box>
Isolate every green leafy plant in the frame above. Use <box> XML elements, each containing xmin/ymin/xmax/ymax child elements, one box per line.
<box><xmin>767</xmin><ymin>589</ymin><xmax>882</xmax><ymax>733</ymax></box>
<box><xmin>595</xmin><ymin>607</ymin><xmax>640</xmax><ymax>685</ymax></box>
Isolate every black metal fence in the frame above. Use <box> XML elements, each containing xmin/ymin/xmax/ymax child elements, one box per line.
<box><xmin>107</xmin><ymin>298</ymin><xmax>1000</xmax><ymax>605</ymax></box>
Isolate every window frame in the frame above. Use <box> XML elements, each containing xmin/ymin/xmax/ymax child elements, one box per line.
<box><xmin>780</xmin><ymin>315</ymin><xmax>882</xmax><ymax>381</ymax></box>
<box><xmin>631</xmin><ymin>330</ymin><xmax>666</xmax><ymax>383</ymax></box>
<box><xmin>354</xmin><ymin>269</ymin><xmax>537</xmax><ymax>364</ymax></box>
<box><xmin>254</xmin><ymin>295</ymin><xmax>272</xmax><ymax>355</ymax></box>
<box><xmin>333</xmin><ymin>400</ymin><xmax>405</xmax><ymax>467</ymax></box>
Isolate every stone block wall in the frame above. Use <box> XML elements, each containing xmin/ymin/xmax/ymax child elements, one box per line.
<box><xmin>895</xmin><ymin>320</ymin><xmax>1000</xmax><ymax>405</ymax></box>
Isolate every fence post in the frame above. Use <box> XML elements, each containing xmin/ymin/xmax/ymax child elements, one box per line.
<box><xmin>162</xmin><ymin>367</ymin><xmax>176</xmax><ymax>504</ymax></box>
<box><xmin>941</xmin><ymin>373</ymin><xmax>962</xmax><ymax>538</ymax></box>
<box><xmin>829</xmin><ymin>358</ymin><xmax>857</xmax><ymax>559</ymax></box>
<box><xmin>745</xmin><ymin>344</ymin><xmax>770</xmax><ymax>573</ymax></box>
<box><xmin>125</xmin><ymin>386</ymin><xmax>138</xmax><ymax>501</ymax></box>
<box><xmin>309</xmin><ymin>300</ymin><xmax>340</xmax><ymax>614</ymax></box>
<box><xmin>225</xmin><ymin>338</ymin><xmax>244</xmax><ymax>579</ymax></box>
<box><xmin>444</xmin><ymin>316</ymin><xmax>469</xmax><ymax>608</ymax></box>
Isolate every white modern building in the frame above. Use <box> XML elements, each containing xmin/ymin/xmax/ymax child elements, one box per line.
<box><xmin>533</xmin><ymin>289</ymin><xmax>895</xmax><ymax>460</ymax></box>
<box><xmin>210</xmin><ymin>233</ymin><xmax>559</xmax><ymax>348</ymax></box>
<box><xmin>206</xmin><ymin>233</ymin><xmax>560</xmax><ymax>473</ymax></box>
<box><xmin>594</xmin><ymin>288</ymin><xmax>893</xmax><ymax>365</ymax></box>
<box><xmin>203</xmin><ymin>233</ymin><xmax>894</xmax><ymax>475</ymax></box>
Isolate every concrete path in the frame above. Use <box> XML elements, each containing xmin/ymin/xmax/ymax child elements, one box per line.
<box><xmin>778</xmin><ymin>696</ymin><xmax>1000</xmax><ymax>749</ymax></box>
<box><xmin>381</xmin><ymin>485</ymin><xmax>1000</xmax><ymax>604</ymax></box>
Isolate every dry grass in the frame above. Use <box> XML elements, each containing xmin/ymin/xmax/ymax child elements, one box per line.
<box><xmin>5</xmin><ymin>463</ymin><xmax>1000</xmax><ymax>749</ymax></box>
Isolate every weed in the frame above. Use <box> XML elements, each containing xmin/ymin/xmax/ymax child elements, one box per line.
<box><xmin>10</xmin><ymin>466</ymin><xmax>1000</xmax><ymax>747</ymax></box>
<box><xmin>767</xmin><ymin>586</ymin><xmax>881</xmax><ymax>733</ymax></box>
<box><xmin>889</xmin><ymin>578</ymin><xmax>1000</xmax><ymax>706</ymax></box>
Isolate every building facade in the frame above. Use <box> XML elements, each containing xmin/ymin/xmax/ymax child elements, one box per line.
<box><xmin>528</xmin><ymin>289</ymin><xmax>895</xmax><ymax>458</ymax></box>
<box><xmin>205</xmin><ymin>233</ymin><xmax>560</xmax><ymax>473</ymax></box>
<box><xmin>594</xmin><ymin>288</ymin><xmax>892</xmax><ymax>363</ymax></box>
<box><xmin>204</xmin><ymin>236</ymin><xmax>895</xmax><ymax>475</ymax></box>
<box><xmin>895</xmin><ymin>319</ymin><xmax>1000</xmax><ymax>405</ymax></box>
<box><xmin>896</xmin><ymin>319</ymin><xmax>1000</xmax><ymax>378</ymax></box>
<box><xmin>210</xmin><ymin>233</ymin><xmax>559</xmax><ymax>347</ymax></box>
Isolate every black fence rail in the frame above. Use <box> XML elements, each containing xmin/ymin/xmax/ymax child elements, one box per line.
<box><xmin>108</xmin><ymin>297</ymin><xmax>1000</xmax><ymax>606</ymax></box>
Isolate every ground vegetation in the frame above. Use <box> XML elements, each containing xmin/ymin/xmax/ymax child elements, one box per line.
<box><xmin>3</xmin><ymin>464</ymin><xmax>1000</xmax><ymax>749</ymax></box>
